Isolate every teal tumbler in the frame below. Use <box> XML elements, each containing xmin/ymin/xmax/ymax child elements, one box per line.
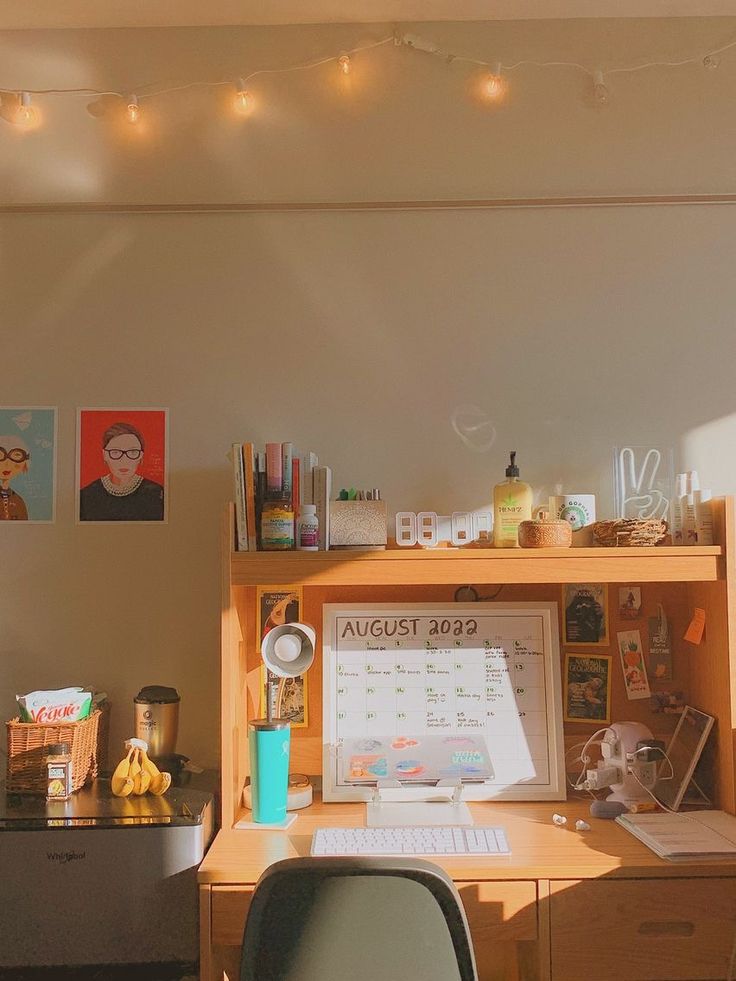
<box><xmin>248</xmin><ymin>718</ymin><xmax>291</xmax><ymax>823</ymax></box>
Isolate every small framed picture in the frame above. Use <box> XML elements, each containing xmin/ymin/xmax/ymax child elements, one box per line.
<box><xmin>564</xmin><ymin>653</ymin><xmax>612</xmax><ymax>724</ymax></box>
<box><xmin>0</xmin><ymin>406</ymin><xmax>57</xmax><ymax>523</ymax></box>
<box><xmin>619</xmin><ymin>586</ymin><xmax>642</xmax><ymax>620</ymax></box>
<box><xmin>562</xmin><ymin>583</ymin><xmax>609</xmax><ymax>646</ymax></box>
<box><xmin>77</xmin><ymin>408</ymin><xmax>168</xmax><ymax>523</ymax></box>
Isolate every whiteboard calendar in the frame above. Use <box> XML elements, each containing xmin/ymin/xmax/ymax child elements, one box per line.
<box><xmin>322</xmin><ymin>603</ymin><xmax>565</xmax><ymax>802</ymax></box>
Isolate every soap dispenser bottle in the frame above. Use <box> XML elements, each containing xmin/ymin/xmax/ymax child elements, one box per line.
<box><xmin>493</xmin><ymin>451</ymin><xmax>533</xmax><ymax>548</ymax></box>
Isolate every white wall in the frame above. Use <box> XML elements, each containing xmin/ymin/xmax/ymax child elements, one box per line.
<box><xmin>2</xmin><ymin>19</ymin><xmax>736</xmax><ymax>766</ymax></box>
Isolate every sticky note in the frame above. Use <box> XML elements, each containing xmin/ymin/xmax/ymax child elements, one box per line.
<box><xmin>683</xmin><ymin>608</ymin><xmax>706</xmax><ymax>645</ymax></box>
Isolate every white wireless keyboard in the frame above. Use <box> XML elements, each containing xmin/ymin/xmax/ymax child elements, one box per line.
<box><xmin>311</xmin><ymin>825</ymin><xmax>510</xmax><ymax>857</ymax></box>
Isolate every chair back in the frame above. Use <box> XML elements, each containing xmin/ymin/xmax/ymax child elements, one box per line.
<box><xmin>240</xmin><ymin>856</ymin><xmax>478</xmax><ymax>981</ymax></box>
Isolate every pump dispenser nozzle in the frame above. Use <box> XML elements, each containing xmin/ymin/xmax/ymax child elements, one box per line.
<box><xmin>506</xmin><ymin>451</ymin><xmax>520</xmax><ymax>478</ymax></box>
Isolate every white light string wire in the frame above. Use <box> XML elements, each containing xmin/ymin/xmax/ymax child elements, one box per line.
<box><xmin>1</xmin><ymin>36</ymin><xmax>394</xmax><ymax>102</ymax></box>
<box><xmin>2</xmin><ymin>26</ymin><xmax>736</xmax><ymax>112</ymax></box>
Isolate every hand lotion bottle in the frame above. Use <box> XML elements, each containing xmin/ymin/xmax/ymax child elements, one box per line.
<box><xmin>493</xmin><ymin>451</ymin><xmax>533</xmax><ymax>548</ymax></box>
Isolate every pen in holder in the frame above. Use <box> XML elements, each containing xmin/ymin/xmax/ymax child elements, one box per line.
<box><xmin>249</xmin><ymin>622</ymin><xmax>316</xmax><ymax>824</ymax></box>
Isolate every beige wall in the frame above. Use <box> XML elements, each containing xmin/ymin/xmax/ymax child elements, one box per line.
<box><xmin>2</xmin><ymin>19</ymin><xmax>736</xmax><ymax>767</ymax></box>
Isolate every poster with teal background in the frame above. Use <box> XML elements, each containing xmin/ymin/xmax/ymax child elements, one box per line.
<box><xmin>0</xmin><ymin>407</ymin><xmax>57</xmax><ymax>522</ymax></box>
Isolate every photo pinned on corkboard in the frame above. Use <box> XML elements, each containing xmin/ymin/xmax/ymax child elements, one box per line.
<box><xmin>618</xmin><ymin>586</ymin><xmax>642</xmax><ymax>620</ymax></box>
<box><xmin>76</xmin><ymin>408</ymin><xmax>168</xmax><ymax>523</ymax></box>
<box><xmin>564</xmin><ymin>653</ymin><xmax>612</xmax><ymax>724</ymax></box>
<box><xmin>617</xmin><ymin>629</ymin><xmax>651</xmax><ymax>700</ymax></box>
<box><xmin>562</xmin><ymin>583</ymin><xmax>609</xmax><ymax>646</ymax></box>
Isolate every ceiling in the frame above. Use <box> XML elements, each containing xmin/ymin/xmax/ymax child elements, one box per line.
<box><xmin>2</xmin><ymin>0</ymin><xmax>736</xmax><ymax>30</ymax></box>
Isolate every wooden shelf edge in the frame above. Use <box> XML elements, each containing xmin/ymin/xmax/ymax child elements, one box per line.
<box><xmin>228</xmin><ymin>546</ymin><xmax>723</xmax><ymax>586</ymax></box>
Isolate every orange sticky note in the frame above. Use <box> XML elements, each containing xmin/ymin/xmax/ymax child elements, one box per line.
<box><xmin>684</xmin><ymin>608</ymin><xmax>706</xmax><ymax>645</ymax></box>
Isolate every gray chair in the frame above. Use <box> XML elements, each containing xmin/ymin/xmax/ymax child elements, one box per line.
<box><xmin>240</xmin><ymin>856</ymin><xmax>478</xmax><ymax>981</ymax></box>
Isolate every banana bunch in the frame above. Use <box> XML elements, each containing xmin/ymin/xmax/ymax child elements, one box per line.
<box><xmin>110</xmin><ymin>738</ymin><xmax>172</xmax><ymax>798</ymax></box>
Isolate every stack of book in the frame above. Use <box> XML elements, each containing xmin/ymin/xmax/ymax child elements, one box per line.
<box><xmin>230</xmin><ymin>441</ymin><xmax>332</xmax><ymax>551</ymax></box>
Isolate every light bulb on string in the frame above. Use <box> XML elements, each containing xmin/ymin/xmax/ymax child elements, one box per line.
<box><xmin>484</xmin><ymin>63</ymin><xmax>506</xmax><ymax>102</ymax></box>
<box><xmin>593</xmin><ymin>70</ymin><xmax>609</xmax><ymax>106</ymax></box>
<box><xmin>15</xmin><ymin>91</ymin><xmax>37</xmax><ymax>127</ymax></box>
<box><xmin>338</xmin><ymin>53</ymin><xmax>351</xmax><ymax>76</ymax></box>
<box><xmin>126</xmin><ymin>94</ymin><xmax>140</xmax><ymax>124</ymax></box>
<box><xmin>234</xmin><ymin>78</ymin><xmax>251</xmax><ymax>115</ymax></box>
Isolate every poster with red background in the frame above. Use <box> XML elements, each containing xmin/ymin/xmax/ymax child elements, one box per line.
<box><xmin>78</xmin><ymin>408</ymin><xmax>167</xmax><ymax>489</ymax></box>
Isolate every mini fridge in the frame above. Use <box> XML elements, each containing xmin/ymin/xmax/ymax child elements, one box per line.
<box><xmin>0</xmin><ymin>775</ymin><xmax>215</xmax><ymax>968</ymax></box>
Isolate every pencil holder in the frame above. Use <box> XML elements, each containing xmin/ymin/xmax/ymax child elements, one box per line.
<box><xmin>329</xmin><ymin>500</ymin><xmax>387</xmax><ymax>549</ymax></box>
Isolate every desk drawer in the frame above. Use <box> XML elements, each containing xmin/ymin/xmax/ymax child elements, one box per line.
<box><xmin>211</xmin><ymin>880</ymin><xmax>537</xmax><ymax>946</ymax></box>
<box><xmin>551</xmin><ymin>878</ymin><xmax>736</xmax><ymax>980</ymax></box>
<box><xmin>458</xmin><ymin>881</ymin><xmax>538</xmax><ymax>943</ymax></box>
<box><xmin>212</xmin><ymin>886</ymin><xmax>254</xmax><ymax>946</ymax></box>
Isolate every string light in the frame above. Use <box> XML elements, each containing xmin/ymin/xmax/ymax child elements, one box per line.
<box><xmin>484</xmin><ymin>62</ymin><xmax>506</xmax><ymax>102</ymax></box>
<box><xmin>2</xmin><ymin>28</ymin><xmax>736</xmax><ymax>133</ymax></box>
<box><xmin>126</xmin><ymin>94</ymin><xmax>140</xmax><ymax>124</ymax></box>
<box><xmin>15</xmin><ymin>91</ymin><xmax>37</xmax><ymax>127</ymax></box>
<box><xmin>234</xmin><ymin>78</ymin><xmax>251</xmax><ymax>115</ymax></box>
<box><xmin>593</xmin><ymin>70</ymin><xmax>610</xmax><ymax>106</ymax></box>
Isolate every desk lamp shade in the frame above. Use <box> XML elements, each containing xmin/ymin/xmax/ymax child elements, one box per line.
<box><xmin>261</xmin><ymin>622</ymin><xmax>316</xmax><ymax>678</ymax></box>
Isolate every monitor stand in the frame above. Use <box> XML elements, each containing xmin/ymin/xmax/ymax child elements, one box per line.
<box><xmin>365</xmin><ymin>779</ymin><xmax>474</xmax><ymax>827</ymax></box>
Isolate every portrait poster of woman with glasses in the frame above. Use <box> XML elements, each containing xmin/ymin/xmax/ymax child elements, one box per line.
<box><xmin>0</xmin><ymin>407</ymin><xmax>57</xmax><ymax>522</ymax></box>
<box><xmin>77</xmin><ymin>408</ymin><xmax>167</xmax><ymax>522</ymax></box>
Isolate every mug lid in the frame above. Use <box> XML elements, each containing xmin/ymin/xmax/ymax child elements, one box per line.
<box><xmin>134</xmin><ymin>685</ymin><xmax>180</xmax><ymax>704</ymax></box>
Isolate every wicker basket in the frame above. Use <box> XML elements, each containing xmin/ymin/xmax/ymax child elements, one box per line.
<box><xmin>6</xmin><ymin>709</ymin><xmax>102</xmax><ymax>795</ymax></box>
<box><xmin>592</xmin><ymin>518</ymin><xmax>667</xmax><ymax>547</ymax></box>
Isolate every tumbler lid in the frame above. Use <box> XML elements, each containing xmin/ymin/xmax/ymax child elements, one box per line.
<box><xmin>134</xmin><ymin>685</ymin><xmax>180</xmax><ymax>704</ymax></box>
<box><xmin>249</xmin><ymin>718</ymin><xmax>290</xmax><ymax>731</ymax></box>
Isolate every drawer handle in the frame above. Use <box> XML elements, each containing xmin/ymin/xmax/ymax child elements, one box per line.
<box><xmin>638</xmin><ymin>921</ymin><xmax>694</xmax><ymax>937</ymax></box>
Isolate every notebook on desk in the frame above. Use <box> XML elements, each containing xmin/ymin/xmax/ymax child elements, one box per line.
<box><xmin>616</xmin><ymin>809</ymin><xmax>736</xmax><ymax>862</ymax></box>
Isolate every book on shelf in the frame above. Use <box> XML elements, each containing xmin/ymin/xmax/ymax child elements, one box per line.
<box><xmin>313</xmin><ymin>464</ymin><xmax>332</xmax><ymax>551</ymax></box>
<box><xmin>231</xmin><ymin>442</ymin><xmax>248</xmax><ymax>551</ymax></box>
<box><xmin>301</xmin><ymin>451</ymin><xmax>318</xmax><ymax>506</ymax></box>
<box><xmin>255</xmin><ymin>452</ymin><xmax>266</xmax><ymax>549</ymax></box>
<box><xmin>242</xmin><ymin>442</ymin><xmax>258</xmax><ymax>553</ymax></box>
<box><xmin>233</xmin><ymin>441</ymin><xmax>325</xmax><ymax>550</ymax></box>
<box><xmin>282</xmin><ymin>442</ymin><xmax>293</xmax><ymax>499</ymax></box>
<box><xmin>291</xmin><ymin>457</ymin><xmax>300</xmax><ymax>519</ymax></box>
<box><xmin>616</xmin><ymin>809</ymin><xmax>736</xmax><ymax>862</ymax></box>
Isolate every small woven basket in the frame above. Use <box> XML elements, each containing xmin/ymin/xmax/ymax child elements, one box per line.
<box><xmin>592</xmin><ymin>519</ymin><xmax>667</xmax><ymax>547</ymax></box>
<box><xmin>6</xmin><ymin>709</ymin><xmax>102</xmax><ymax>795</ymax></box>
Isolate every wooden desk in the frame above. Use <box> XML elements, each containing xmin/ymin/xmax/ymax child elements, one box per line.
<box><xmin>198</xmin><ymin>798</ymin><xmax>736</xmax><ymax>981</ymax></box>
<box><xmin>209</xmin><ymin>498</ymin><xmax>736</xmax><ymax>979</ymax></box>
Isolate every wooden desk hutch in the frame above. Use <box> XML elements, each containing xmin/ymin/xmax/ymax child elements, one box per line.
<box><xmin>198</xmin><ymin>497</ymin><xmax>736</xmax><ymax>981</ymax></box>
